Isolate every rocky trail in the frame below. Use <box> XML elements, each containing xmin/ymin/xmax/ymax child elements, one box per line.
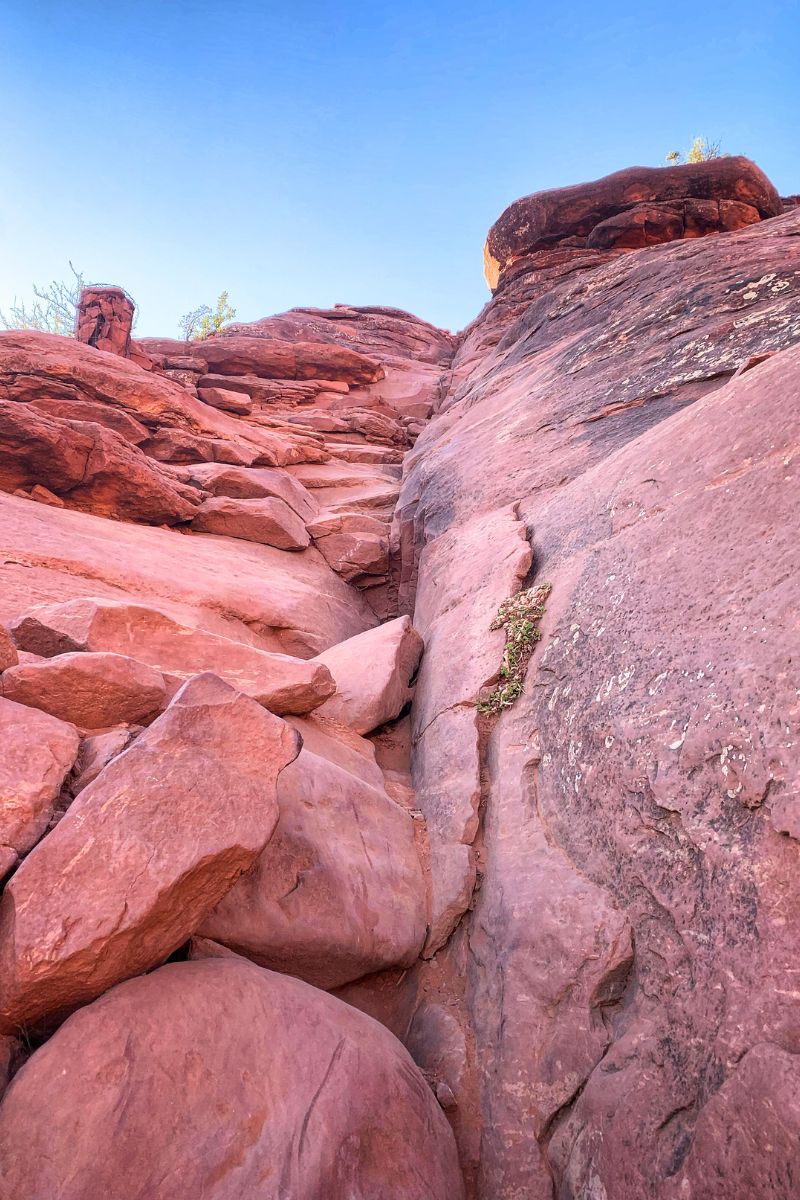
<box><xmin>0</xmin><ymin>156</ymin><xmax>798</xmax><ymax>1198</ymax></box>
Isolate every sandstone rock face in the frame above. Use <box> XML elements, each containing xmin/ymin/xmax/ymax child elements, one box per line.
<box><xmin>0</xmin><ymin>674</ymin><xmax>300</xmax><ymax>1032</ymax></box>
<box><xmin>314</xmin><ymin>615</ymin><xmax>424</xmax><ymax>734</ymax></box>
<box><xmin>0</xmin><ymin>651</ymin><xmax>167</xmax><ymax>728</ymax></box>
<box><xmin>9</xmin><ymin>598</ymin><xmax>335</xmax><ymax>715</ymax></box>
<box><xmin>0</xmin><ymin>958</ymin><xmax>464</xmax><ymax>1200</ymax></box>
<box><xmin>0</xmin><ymin>697</ymin><xmax>79</xmax><ymax>860</ymax></box>
<box><xmin>198</xmin><ymin>743</ymin><xmax>427</xmax><ymax>988</ymax></box>
<box><xmin>484</xmin><ymin>156</ymin><xmax>782</xmax><ymax>287</ymax></box>
<box><xmin>399</xmin><ymin>198</ymin><xmax>800</xmax><ymax>1197</ymax></box>
<box><xmin>74</xmin><ymin>286</ymin><xmax>135</xmax><ymax>356</ymax></box>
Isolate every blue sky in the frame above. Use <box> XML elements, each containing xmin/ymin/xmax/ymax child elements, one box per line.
<box><xmin>1</xmin><ymin>1</ymin><xmax>798</xmax><ymax>336</ymax></box>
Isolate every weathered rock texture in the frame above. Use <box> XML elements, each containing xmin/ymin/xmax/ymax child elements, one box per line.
<box><xmin>399</xmin><ymin>179</ymin><xmax>800</xmax><ymax>1198</ymax></box>
<box><xmin>0</xmin><ymin>160</ymin><xmax>798</xmax><ymax>1199</ymax></box>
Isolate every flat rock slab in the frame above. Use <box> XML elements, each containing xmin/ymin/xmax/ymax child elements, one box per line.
<box><xmin>192</xmin><ymin>495</ymin><xmax>310</xmax><ymax>550</ymax></box>
<box><xmin>0</xmin><ymin>958</ymin><xmax>464</xmax><ymax>1200</ymax></box>
<box><xmin>0</xmin><ymin>674</ymin><xmax>300</xmax><ymax>1033</ymax></box>
<box><xmin>0</xmin><ymin>697</ymin><xmax>79</xmax><ymax>860</ymax></box>
<box><xmin>198</xmin><ymin>744</ymin><xmax>427</xmax><ymax>989</ymax></box>
<box><xmin>0</xmin><ymin>650</ymin><xmax>167</xmax><ymax>729</ymax></box>
<box><xmin>10</xmin><ymin>598</ymin><xmax>334</xmax><ymax>716</ymax></box>
<box><xmin>314</xmin><ymin>614</ymin><xmax>424</xmax><ymax>735</ymax></box>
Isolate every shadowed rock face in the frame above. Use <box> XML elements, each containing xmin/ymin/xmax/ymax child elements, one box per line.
<box><xmin>0</xmin><ymin>159</ymin><xmax>798</xmax><ymax>1199</ymax></box>
<box><xmin>484</xmin><ymin>156</ymin><xmax>782</xmax><ymax>288</ymax></box>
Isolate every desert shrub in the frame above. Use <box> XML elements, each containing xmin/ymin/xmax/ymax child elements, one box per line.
<box><xmin>0</xmin><ymin>262</ymin><xmax>85</xmax><ymax>336</ymax></box>
<box><xmin>179</xmin><ymin>291</ymin><xmax>236</xmax><ymax>341</ymax></box>
<box><xmin>476</xmin><ymin>582</ymin><xmax>552</xmax><ymax>715</ymax></box>
<box><xmin>666</xmin><ymin>137</ymin><xmax>722</xmax><ymax>166</ymax></box>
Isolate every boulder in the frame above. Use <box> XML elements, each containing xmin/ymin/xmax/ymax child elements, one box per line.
<box><xmin>308</xmin><ymin>510</ymin><xmax>390</xmax><ymax>581</ymax></box>
<box><xmin>314</xmin><ymin>615</ymin><xmax>424</xmax><ymax>734</ymax></box>
<box><xmin>198</xmin><ymin>744</ymin><xmax>427</xmax><ymax>989</ymax></box>
<box><xmin>191</xmin><ymin>495</ymin><xmax>310</xmax><ymax>550</ymax></box>
<box><xmin>0</xmin><ymin>958</ymin><xmax>464</xmax><ymax>1200</ymax></box>
<box><xmin>0</xmin><ymin>651</ymin><xmax>167</xmax><ymax>729</ymax></box>
<box><xmin>74</xmin><ymin>286</ymin><xmax>135</xmax><ymax>356</ymax></box>
<box><xmin>0</xmin><ymin>697</ymin><xmax>79</xmax><ymax>859</ymax></box>
<box><xmin>0</xmin><ymin>492</ymin><xmax>376</xmax><ymax>658</ymax></box>
<box><xmin>196</xmin><ymin>386</ymin><xmax>253</xmax><ymax>414</ymax></box>
<box><xmin>0</xmin><ymin>674</ymin><xmax>301</xmax><ymax>1033</ymax></box>
<box><xmin>27</xmin><ymin>396</ymin><xmax>149</xmax><ymax>443</ymax></box>
<box><xmin>177</xmin><ymin>462</ymin><xmax>319</xmax><ymax>520</ymax></box>
<box><xmin>8</xmin><ymin>598</ymin><xmax>334</xmax><ymax>716</ymax></box>
<box><xmin>484</xmin><ymin>156</ymin><xmax>782</xmax><ymax>287</ymax></box>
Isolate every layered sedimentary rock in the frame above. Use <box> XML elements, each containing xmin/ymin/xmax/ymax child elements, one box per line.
<box><xmin>0</xmin><ymin>158</ymin><xmax>798</xmax><ymax>1198</ymax></box>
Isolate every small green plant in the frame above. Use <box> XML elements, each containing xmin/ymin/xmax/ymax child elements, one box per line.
<box><xmin>665</xmin><ymin>137</ymin><xmax>722</xmax><ymax>166</ymax></box>
<box><xmin>476</xmin><ymin>581</ymin><xmax>552</xmax><ymax>715</ymax></box>
<box><xmin>0</xmin><ymin>262</ymin><xmax>85</xmax><ymax>336</ymax></box>
<box><xmin>179</xmin><ymin>290</ymin><xmax>236</xmax><ymax>341</ymax></box>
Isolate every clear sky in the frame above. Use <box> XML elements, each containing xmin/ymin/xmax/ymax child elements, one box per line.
<box><xmin>1</xmin><ymin>1</ymin><xmax>798</xmax><ymax>336</ymax></box>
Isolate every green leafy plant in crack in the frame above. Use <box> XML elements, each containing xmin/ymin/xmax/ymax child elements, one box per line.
<box><xmin>477</xmin><ymin>582</ymin><xmax>552</xmax><ymax>715</ymax></box>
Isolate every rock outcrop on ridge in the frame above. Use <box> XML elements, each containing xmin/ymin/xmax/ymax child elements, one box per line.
<box><xmin>0</xmin><ymin>157</ymin><xmax>798</xmax><ymax>1198</ymax></box>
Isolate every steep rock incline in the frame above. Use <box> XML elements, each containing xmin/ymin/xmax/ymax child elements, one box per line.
<box><xmin>400</xmin><ymin>181</ymin><xmax>800</xmax><ymax>1197</ymax></box>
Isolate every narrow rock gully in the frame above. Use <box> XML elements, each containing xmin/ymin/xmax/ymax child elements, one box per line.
<box><xmin>1</xmin><ymin>155</ymin><xmax>799</xmax><ymax>1199</ymax></box>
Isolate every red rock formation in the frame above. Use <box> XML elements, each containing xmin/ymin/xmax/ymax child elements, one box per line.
<box><xmin>0</xmin><ymin>158</ymin><xmax>797</xmax><ymax>1200</ymax></box>
<box><xmin>484</xmin><ymin>156</ymin><xmax>781</xmax><ymax>288</ymax></box>
<box><xmin>74</xmin><ymin>285</ymin><xmax>135</xmax><ymax>355</ymax></box>
<box><xmin>398</xmin><ymin>195</ymin><xmax>800</xmax><ymax>1197</ymax></box>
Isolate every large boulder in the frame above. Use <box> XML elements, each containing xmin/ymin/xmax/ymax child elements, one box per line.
<box><xmin>9</xmin><ymin>598</ymin><xmax>335</xmax><ymax>716</ymax></box>
<box><xmin>177</xmin><ymin>462</ymin><xmax>319</xmax><ymax>520</ymax></box>
<box><xmin>0</xmin><ymin>958</ymin><xmax>464</xmax><ymax>1200</ymax></box>
<box><xmin>313</xmin><ymin>615</ymin><xmax>424</xmax><ymax>734</ymax></box>
<box><xmin>0</xmin><ymin>651</ymin><xmax>167</xmax><ymax>728</ymax></box>
<box><xmin>0</xmin><ymin>697</ymin><xmax>79</xmax><ymax>861</ymax></box>
<box><xmin>0</xmin><ymin>674</ymin><xmax>300</xmax><ymax>1033</ymax></box>
<box><xmin>198</xmin><ymin>744</ymin><xmax>427</xmax><ymax>988</ymax></box>
<box><xmin>191</xmin><ymin>495</ymin><xmax>310</xmax><ymax>550</ymax></box>
<box><xmin>483</xmin><ymin>156</ymin><xmax>782</xmax><ymax>287</ymax></box>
